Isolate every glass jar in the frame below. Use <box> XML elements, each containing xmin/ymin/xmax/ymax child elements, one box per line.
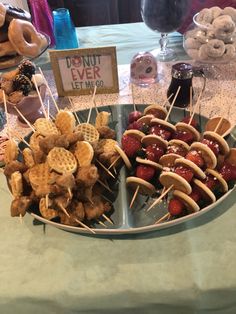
<box><xmin>183</xmin><ymin>7</ymin><xmax>236</xmax><ymax>63</ymax></box>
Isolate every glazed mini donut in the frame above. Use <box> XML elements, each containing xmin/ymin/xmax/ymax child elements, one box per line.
<box><xmin>196</xmin><ymin>8</ymin><xmax>213</xmax><ymax>26</ymax></box>
<box><xmin>213</xmin><ymin>15</ymin><xmax>235</xmax><ymax>41</ymax></box>
<box><xmin>205</xmin><ymin>39</ymin><xmax>225</xmax><ymax>58</ymax></box>
<box><xmin>8</xmin><ymin>19</ymin><xmax>43</xmax><ymax>58</ymax></box>
<box><xmin>0</xmin><ymin>3</ymin><xmax>6</xmax><ymax>27</ymax></box>
<box><xmin>0</xmin><ymin>40</ymin><xmax>17</xmax><ymax>57</ymax></box>
<box><xmin>222</xmin><ymin>7</ymin><xmax>236</xmax><ymax>23</ymax></box>
<box><xmin>222</xmin><ymin>44</ymin><xmax>235</xmax><ymax>60</ymax></box>
<box><xmin>211</xmin><ymin>6</ymin><xmax>222</xmax><ymax>20</ymax></box>
<box><xmin>184</xmin><ymin>37</ymin><xmax>201</xmax><ymax>50</ymax></box>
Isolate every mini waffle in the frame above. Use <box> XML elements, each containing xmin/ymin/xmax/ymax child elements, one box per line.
<box><xmin>47</xmin><ymin>147</ymin><xmax>77</xmax><ymax>174</ymax></box>
<box><xmin>55</xmin><ymin>110</ymin><xmax>76</xmax><ymax>135</ymax></box>
<box><xmin>29</xmin><ymin>162</ymin><xmax>52</xmax><ymax>188</ymax></box>
<box><xmin>29</xmin><ymin>131</ymin><xmax>44</xmax><ymax>152</ymax></box>
<box><xmin>75</xmin><ymin>123</ymin><xmax>99</xmax><ymax>144</ymax></box>
<box><xmin>4</xmin><ymin>139</ymin><xmax>18</xmax><ymax>164</ymax></box>
<box><xmin>10</xmin><ymin>171</ymin><xmax>23</xmax><ymax>198</ymax></box>
<box><xmin>74</xmin><ymin>141</ymin><xmax>94</xmax><ymax>167</ymax></box>
<box><xmin>95</xmin><ymin>111</ymin><xmax>111</xmax><ymax>128</ymax></box>
<box><xmin>22</xmin><ymin>147</ymin><xmax>35</xmax><ymax>168</ymax></box>
<box><xmin>34</xmin><ymin>118</ymin><xmax>60</xmax><ymax>137</ymax></box>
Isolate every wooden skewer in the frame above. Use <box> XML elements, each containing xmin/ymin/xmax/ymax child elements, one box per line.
<box><xmin>2</xmin><ymin>90</ymin><xmax>11</xmax><ymax>139</ymax></box>
<box><xmin>58</xmin><ymin>203</ymin><xmax>70</xmax><ymax>218</ymax></box>
<box><xmin>102</xmin><ymin>214</ymin><xmax>113</xmax><ymax>225</ymax></box>
<box><xmin>58</xmin><ymin>203</ymin><xmax>95</xmax><ymax>234</ymax></box>
<box><xmin>97</xmin><ymin>179</ymin><xmax>113</xmax><ymax>193</ymax></box>
<box><xmin>47</xmin><ymin>100</ymin><xmax>50</xmax><ymax>120</ymax></box>
<box><xmin>108</xmin><ymin>156</ymin><xmax>121</xmax><ymax>170</ymax></box>
<box><xmin>93</xmin><ymin>98</ymin><xmax>99</xmax><ymax>115</ymax></box>
<box><xmin>162</xmin><ymin>93</ymin><xmax>174</xmax><ymax>108</ymax></box>
<box><xmin>130</xmin><ymin>185</ymin><xmax>140</xmax><ymax>208</ymax></box>
<box><xmin>97</xmin><ymin>219</ymin><xmax>107</xmax><ymax>228</ymax></box>
<box><xmin>155</xmin><ymin>213</ymin><xmax>170</xmax><ymax>224</ymax></box>
<box><xmin>14</xmin><ymin>107</ymin><xmax>36</xmax><ymax>133</ymax></box>
<box><xmin>32</xmin><ymin>75</ymin><xmax>47</xmax><ymax>119</ymax></box>
<box><xmin>68</xmin><ymin>97</ymin><xmax>81</xmax><ymax>124</ymax></box>
<box><xmin>146</xmin><ymin>185</ymin><xmax>173</xmax><ymax>212</ymax></box>
<box><xmin>45</xmin><ymin>194</ymin><xmax>49</xmax><ymax>209</ymax></box>
<box><xmin>131</xmin><ymin>83</ymin><xmax>136</xmax><ymax>111</ymax></box>
<box><xmin>96</xmin><ymin>159</ymin><xmax>116</xmax><ymax>179</ymax></box>
<box><xmin>189</xmin><ymin>86</ymin><xmax>193</xmax><ymax>116</ymax></box>
<box><xmin>74</xmin><ymin>218</ymin><xmax>96</xmax><ymax>234</ymax></box>
<box><xmin>38</xmin><ymin>67</ymin><xmax>60</xmax><ymax>112</ymax></box>
<box><xmin>214</xmin><ymin>116</ymin><xmax>224</xmax><ymax>134</ymax></box>
<box><xmin>10</xmin><ymin>130</ymin><xmax>30</xmax><ymax>148</ymax></box>
<box><xmin>188</xmin><ymin>90</ymin><xmax>203</xmax><ymax>125</ymax></box>
<box><xmin>68</xmin><ymin>188</ymin><xmax>72</xmax><ymax>198</ymax></box>
<box><xmin>19</xmin><ymin>214</ymin><xmax>23</xmax><ymax>224</ymax></box>
<box><xmin>87</xmin><ymin>107</ymin><xmax>92</xmax><ymax>124</ymax></box>
<box><xmin>165</xmin><ymin>86</ymin><xmax>181</xmax><ymax>121</ymax></box>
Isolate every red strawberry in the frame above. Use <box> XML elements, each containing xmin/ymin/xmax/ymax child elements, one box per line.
<box><xmin>189</xmin><ymin>188</ymin><xmax>201</xmax><ymax>203</ymax></box>
<box><xmin>173</xmin><ymin>131</ymin><xmax>194</xmax><ymax>144</ymax></box>
<box><xmin>167</xmin><ymin>144</ymin><xmax>186</xmax><ymax>157</ymax></box>
<box><xmin>168</xmin><ymin>198</ymin><xmax>185</xmax><ymax>216</ymax></box>
<box><xmin>201</xmin><ymin>138</ymin><xmax>220</xmax><ymax>156</ymax></box>
<box><xmin>175</xmin><ymin>166</ymin><xmax>194</xmax><ymax>183</ymax></box>
<box><xmin>121</xmin><ymin>135</ymin><xmax>141</xmax><ymax>158</ymax></box>
<box><xmin>127</xmin><ymin>120</ymin><xmax>143</xmax><ymax>130</ymax></box>
<box><xmin>136</xmin><ymin>165</ymin><xmax>155</xmax><ymax>181</ymax></box>
<box><xmin>146</xmin><ymin>144</ymin><xmax>165</xmax><ymax>162</ymax></box>
<box><xmin>181</xmin><ymin>116</ymin><xmax>198</xmax><ymax>128</ymax></box>
<box><xmin>128</xmin><ymin>111</ymin><xmax>142</xmax><ymax>124</ymax></box>
<box><xmin>185</xmin><ymin>150</ymin><xmax>204</xmax><ymax>168</ymax></box>
<box><xmin>149</xmin><ymin>125</ymin><xmax>172</xmax><ymax>140</ymax></box>
<box><xmin>220</xmin><ymin>163</ymin><xmax>236</xmax><ymax>182</ymax></box>
<box><xmin>202</xmin><ymin>174</ymin><xmax>217</xmax><ymax>190</ymax></box>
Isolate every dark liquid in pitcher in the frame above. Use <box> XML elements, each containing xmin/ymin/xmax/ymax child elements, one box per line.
<box><xmin>141</xmin><ymin>0</ymin><xmax>191</xmax><ymax>33</ymax></box>
<box><xmin>167</xmin><ymin>77</ymin><xmax>192</xmax><ymax>108</ymax></box>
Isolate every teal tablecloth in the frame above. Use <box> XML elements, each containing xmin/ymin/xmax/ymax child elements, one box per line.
<box><xmin>38</xmin><ymin>22</ymin><xmax>187</xmax><ymax>69</ymax></box>
<box><xmin>1</xmin><ymin>23</ymin><xmax>236</xmax><ymax>314</ymax></box>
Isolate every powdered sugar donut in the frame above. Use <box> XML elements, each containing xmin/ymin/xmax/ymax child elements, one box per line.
<box><xmin>213</xmin><ymin>15</ymin><xmax>235</xmax><ymax>41</ymax></box>
<box><xmin>222</xmin><ymin>44</ymin><xmax>235</xmax><ymax>60</ymax></box>
<box><xmin>198</xmin><ymin>44</ymin><xmax>210</xmax><ymax>60</ymax></box>
<box><xmin>222</xmin><ymin>7</ymin><xmax>236</xmax><ymax>23</ymax></box>
<box><xmin>185</xmin><ymin>49</ymin><xmax>199</xmax><ymax>60</ymax></box>
<box><xmin>184</xmin><ymin>37</ymin><xmax>202</xmax><ymax>50</ymax></box>
<box><xmin>204</xmin><ymin>39</ymin><xmax>225</xmax><ymax>58</ymax></box>
<box><xmin>211</xmin><ymin>6</ymin><xmax>222</xmax><ymax>20</ymax></box>
<box><xmin>196</xmin><ymin>8</ymin><xmax>213</xmax><ymax>27</ymax></box>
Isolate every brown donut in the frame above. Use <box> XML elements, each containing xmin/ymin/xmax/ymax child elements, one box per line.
<box><xmin>0</xmin><ymin>4</ymin><xmax>31</xmax><ymax>43</ymax></box>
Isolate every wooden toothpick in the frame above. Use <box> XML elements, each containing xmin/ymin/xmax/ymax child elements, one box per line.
<box><xmin>32</xmin><ymin>75</ymin><xmax>47</xmax><ymax>119</ymax></box>
<box><xmin>14</xmin><ymin>107</ymin><xmax>36</xmax><ymax>133</ymax></box>
<box><xmin>146</xmin><ymin>185</ymin><xmax>173</xmax><ymax>212</ymax></box>
<box><xmin>38</xmin><ymin>67</ymin><xmax>60</xmax><ymax>112</ymax></box>
<box><xmin>165</xmin><ymin>86</ymin><xmax>181</xmax><ymax>121</ymax></box>
<box><xmin>130</xmin><ymin>185</ymin><xmax>140</xmax><ymax>208</ymax></box>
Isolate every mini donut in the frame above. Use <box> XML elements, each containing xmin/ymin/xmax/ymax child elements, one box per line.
<box><xmin>0</xmin><ymin>4</ymin><xmax>31</xmax><ymax>44</ymax></box>
<box><xmin>222</xmin><ymin>44</ymin><xmax>235</xmax><ymax>60</ymax></box>
<box><xmin>185</xmin><ymin>48</ymin><xmax>199</xmax><ymax>60</ymax></box>
<box><xmin>213</xmin><ymin>15</ymin><xmax>235</xmax><ymax>41</ymax></box>
<box><xmin>0</xmin><ymin>3</ymin><xmax>6</xmax><ymax>27</ymax></box>
<box><xmin>196</xmin><ymin>8</ymin><xmax>213</xmax><ymax>26</ymax></box>
<box><xmin>211</xmin><ymin>6</ymin><xmax>222</xmax><ymax>20</ymax></box>
<box><xmin>204</xmin><ymin>39</ymin><xmax>225</xmax><ymax>58</ymax></box>
<box><xmin>198</xmin><ymin>44</ymin><xmax>210</xmax><ymax>60</ymax></box>
<box><xmin>8</xmin><ymin>19</ymin><xmax>44</xmax><ymax>58</ymax></box>
<box><xmin>184</xmin><ymin>37</ymin><xmax>202</xmax><ymax>50</ymax></box>
<box><xmin>4</xmin><ymin>4</ymin><xmax>31</xmax><ymax>24</ymax></box>
<box><xmin>194</xmin><ymin>29</ymin><xmax>209</xmax><ymax>44</ymax></box>
<box><xmin>0</xmin><ymin>40</ymin><xmax>17</xmax><ymax>57</ymax></box>
<box><xmin>222</xmin><ymin>7</ymin><xmax>236</xmax><ymax>23</ymax></box>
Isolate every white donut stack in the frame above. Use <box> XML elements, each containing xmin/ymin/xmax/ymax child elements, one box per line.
<box><xmin>184</xmin><ymin>6</ymin><xmax>236</xmax><ymax>62</ymax></box>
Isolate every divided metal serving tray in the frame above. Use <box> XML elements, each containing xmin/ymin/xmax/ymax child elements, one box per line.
<box><xmin>25</xmin><ymin>104</ymin><xmax>236</xmax><ymax>235</ymax></box>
